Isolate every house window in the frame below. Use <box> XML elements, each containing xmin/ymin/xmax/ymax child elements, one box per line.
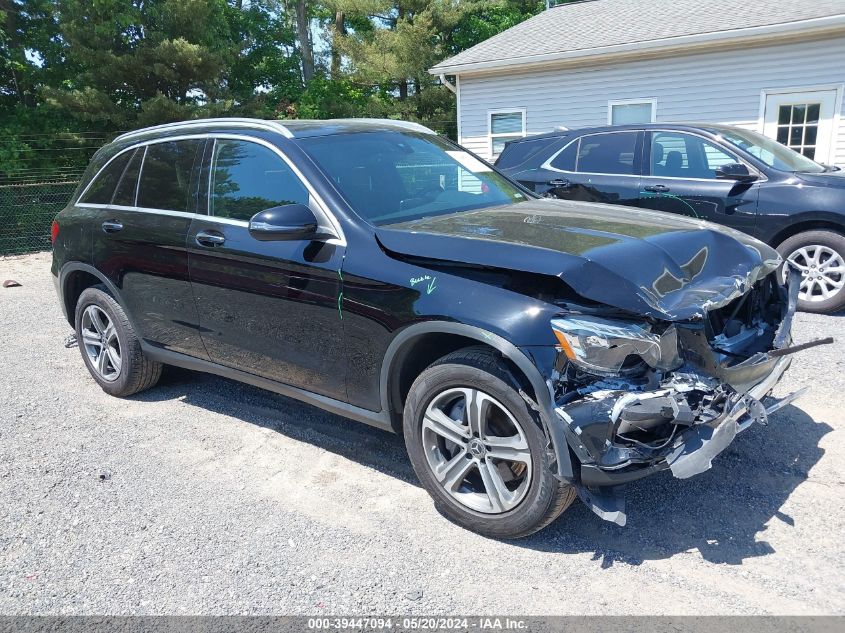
<box><xmin>776</xmin><ymin>103</ymin><xmax>821</xmax><ymax>159</ymax></box>
<box><xmin>609</xmin><ymin>99</ymin><xmax>656</xmax><ymax>125</ymax></box>
<box><xmin>489</xmin><ymin>109</ymin><xmax>526</xmax><ymax>157</ymax></box>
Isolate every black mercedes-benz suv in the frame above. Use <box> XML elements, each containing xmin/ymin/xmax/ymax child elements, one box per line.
<box><xmin>496</xmin><ymin>123</ymin><xmax>845</xmax><ymax>314</ymax></box>
<box><xmin>52</xmin><ymin>118</ymin><xmax>814</xmax><ymax>538</ymax></box>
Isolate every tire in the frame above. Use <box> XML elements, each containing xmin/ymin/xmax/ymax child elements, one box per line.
<box><xmin>777</xmin><ymin>230</ymin><xmax>845</xmax><ymax>314</ymax></box>
<box><xmin>74</xmin><ymin>285</ymin><xmax>162</xmax><ymax>397</ymax></box>
<box><xmin>403</xmin><ymin>347</ymin><xmax>576</xmax><ymax>539</ymax></box>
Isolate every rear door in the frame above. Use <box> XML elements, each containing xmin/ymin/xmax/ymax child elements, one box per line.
<box><xmin>88</xmin><ymin>138</ymin><xmax>208</xmax><ymax>358</ymax></box>
<box><xmin>186</xmin><ymin>137</ymin><xmax>347</xmax><ymax>401</ymax></box>
<box><xmin>638</xmin><ymin>130</ymin><xmax>759</xmax><ymax>234</ymax></box>
<box><xmin>514</xmin><ymin>131</ymin><xmax>643</xmax><ymax>206</ymax></box>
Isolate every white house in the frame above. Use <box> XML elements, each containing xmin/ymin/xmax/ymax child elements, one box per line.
<box><xmin>429</xmin><ymin>0</ymin><xmax>845</xmax><ymax>166</ymax></box>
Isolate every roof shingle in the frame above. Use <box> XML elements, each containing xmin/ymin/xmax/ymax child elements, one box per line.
<box><xmin>431</xmin><ymin>0</ymin><xmax>845</xmax><ymax>73</ymax></box>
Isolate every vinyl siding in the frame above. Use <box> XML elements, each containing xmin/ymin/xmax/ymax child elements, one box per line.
<box><xmin>458</xmin><ymin>36</ymin><xmax>845</xmax><ymax>166</ymax></box>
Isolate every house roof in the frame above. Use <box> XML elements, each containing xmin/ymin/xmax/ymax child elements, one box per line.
<box><xmin>430</xmin><ymin>0</ymin><xmax>845</xmax><ymax>75</ymax></box>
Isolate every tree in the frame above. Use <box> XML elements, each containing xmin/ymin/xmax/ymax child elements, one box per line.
<box><xmin>0</xmin><ymin>0</ymin><xmax>555</xmax><ymax>176</ymax></box>
<box><xmin>0</xmin><ymin>0</ymin><xmax>94</xmax><ymax>175</ymax></box>
<box><xmin>1</xmin><ymin>0</ymin><xmax>63</xmax><ymax>109</ymax></box>
<box><xmin>300</xmin><ymin>0</ymin><xmax>543</xmax><ymax>135</ymax></box>
<box><xmin>225</xmin><ymin>0</ymin><xmax>303</xmax><ymax>115</ymax></box>
<box><xmin>42</xmin><ymin>0</ymin><xmax>231</xmax><ymax>126</ymax></box>
<box><xmin>447</xmin><ymin>0</ymin><xmax>545</xmax><ymax>57</ymax></box>
<box><xmin>292</xmin><ymin>0</ymin><xmax>315</xmax><ymax>83</ymax></box>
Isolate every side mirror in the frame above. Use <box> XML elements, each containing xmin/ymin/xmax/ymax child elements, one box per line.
<box><xmin>715</xmin><ymin>162</ymin><xmax>758</xmax><ymax>182</ymax></box>
<box><xmin>248</xmin><ymin>204</ymin><xmax>324</xmax><ymax>241</ymax></box>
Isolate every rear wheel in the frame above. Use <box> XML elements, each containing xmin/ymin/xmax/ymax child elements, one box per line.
<box><xmin>403</xmin><ymin>347</ymin><xmax>575</xmax><ymax>539</ymax></box>
<box><xmin>74</xmin><ymin>286</ymin><xmax>162</xmax><ymax>397</ymax></box>
<box><xmin>777</xmin><ymin>230</ymin><xmax>845</xmax><ymax>313</ymax></box>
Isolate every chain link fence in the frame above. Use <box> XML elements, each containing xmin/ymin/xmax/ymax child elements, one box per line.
<box><xmin>0</xmin><ymin>131</ymin><xmax>105</xmax><ymax>256</ymax></box>
<box><xmin>0</xmin><ymin>177</ymin><xmax>81</xmax><ymax>256</ymax></box>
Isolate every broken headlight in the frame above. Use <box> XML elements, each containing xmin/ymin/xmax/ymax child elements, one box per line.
<box><xmin>551</xmin><ymin>315</ymin><xmax>682</xmax><ymax>375</ymax></box>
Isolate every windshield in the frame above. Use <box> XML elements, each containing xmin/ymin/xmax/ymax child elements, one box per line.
<box><xmin>714</xmin><ymin>127</ymin><xmax>826</xmax><ymax>173</ymax></box>
<box><xmin>298</xmin><ymin>131</ymin><xmax>529</xmax><ymax>226</ymax></box>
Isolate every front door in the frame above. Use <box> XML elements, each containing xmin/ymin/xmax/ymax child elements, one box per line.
<box><xmin>763</xmin><ymin>89</ymin><xmax>837</xmax><ymax>164</ymax></box>
<box><xmin>187</xmin><ymin>137</ymin><xmax>347</xmax><ymax>401</ymax></box>
<box><xmin>638</xmin><ymin>131</ymin><xmax>759</xmax><ymax>236</ymax></box>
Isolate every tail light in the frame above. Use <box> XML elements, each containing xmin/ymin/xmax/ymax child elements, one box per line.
<box><xmin>50</xmin><ymin>220</ymin><xmax>59</xmax><ymax>246</ymax></box>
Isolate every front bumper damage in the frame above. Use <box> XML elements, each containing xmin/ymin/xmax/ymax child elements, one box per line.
<box><xmin>554</xmin><ymin>267</ymin><xmax>821</xmax><ymax>526</ymax></box>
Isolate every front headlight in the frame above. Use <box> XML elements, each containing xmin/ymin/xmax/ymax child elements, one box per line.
<box><xmin>551</xmin><ymin>315</ymin><xmax>681</xmax><ymax>375</ymax></box>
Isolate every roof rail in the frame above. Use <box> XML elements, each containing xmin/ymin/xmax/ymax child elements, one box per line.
<box><xmin>351</xmin><ymin>118</ymin><xmax>436</xmax><ymax>135</ymax></box>
<box><xmin>113</xmin><ymin>118</ymin><xmax>293</xmax><ymax>142</ymax></box>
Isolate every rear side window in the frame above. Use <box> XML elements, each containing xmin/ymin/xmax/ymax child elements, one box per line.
<box><xmin>209</xmin><ymin>140</ymin><xmax>309</xmax><ymax>222</ymax></box>
<box><xmin>112</xmin><ymin>148</ymin><xmax>143</xmax><ymax>206</ymax></box>
<box><xmin>575</xmin><ymin>132</ymin><xmax>638</xmax><ymax>175</ymax></box>
<box><xmin>137</xmin><ymin>140</ymin><xmax>202</xmax><ymax>212</ymax></box>
<box><xmin>78</xmin><ymin>150</ymin><xmax>133</xmax><ymax>204</ymax></box>
<box><xmin>495</xmin><ymin>136</ymin><xmax>560</xmax><ymax>170</ymax></box>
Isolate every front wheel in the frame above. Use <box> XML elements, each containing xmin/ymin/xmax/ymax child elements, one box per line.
<box><xmin>777</xmin><ymin>230</ymin><xmax>845</xmax><ymax>314</ymax></box>
<box><xmin>403</xmin><ymin>347</ymin><xmax>575</xmax><ymax>539</ymax></box>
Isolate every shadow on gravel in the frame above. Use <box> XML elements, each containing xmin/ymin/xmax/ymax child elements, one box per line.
<box><xmin>136</xmin><ymin>368</ymin><xmax>831</xmax><ymax>567</ymax></box>
<box><xmin>518</xmin><ymin>404</ymin><xmax>831</xmax><ymax>566</ymax></box>
<box><xmin>133</xmin><ymin>366</ymin><xmax>417</xmax><ymax>484</ymax></box>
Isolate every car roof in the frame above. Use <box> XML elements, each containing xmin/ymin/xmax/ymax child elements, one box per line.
<box><xmin>506</xmin><ymin>122</ymin><xmax>738</xmax><ymax>144</ymax></box>
<box><xmin>112</xmin><ymin>117</ymin><xmax>436</xmax><ymax>144</ymax></box>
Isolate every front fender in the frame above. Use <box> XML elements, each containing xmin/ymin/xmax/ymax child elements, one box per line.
<box><xmin>381</xmin><ymin>321</ymin><xmax>573</xmax><ymax>480</ymax></box>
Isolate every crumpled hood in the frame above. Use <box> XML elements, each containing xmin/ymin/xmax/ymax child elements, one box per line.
<box><xmin>377</xmin><ymin>198</ymin><xmax>781</xmax><ymax>321</ymax></box>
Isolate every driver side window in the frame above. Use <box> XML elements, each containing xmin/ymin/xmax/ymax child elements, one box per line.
<box><xmin>210</xmin><ymin>139</ymin><xmax>310</xmax><ymax>221</ymax></box>
<box><xmin>650</xmin><ymin>132</ymin><xmax>737</xmax><ymax>179</ymax></box>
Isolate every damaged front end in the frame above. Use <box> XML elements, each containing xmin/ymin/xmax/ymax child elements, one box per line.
<box><xmin>552</xmin><ymin>267</ymin><xmax>822</xmax><ymax>526</ymax></box>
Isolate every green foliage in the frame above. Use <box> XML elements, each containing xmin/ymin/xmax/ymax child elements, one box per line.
<box><xmin>448</xmin><ymin>1</ymin><xmax>546</xmax><ymax>56</ymax></box>
<box><xmin>288</xmin><ymin>76</ymin><xmax>372</xmax><ymax>119</ymax></box>
<box><xmin>1</xmin><ymin>0</ymin><xmax>552</xmax><ymax>177</ymax></box>
<box><xmin>223</xmin><ymin>0</ymin><xmax>302</xmax><ymax>111</ymax></box>
<box><xmin>2</xmin><ymin>0</ymin><xmax>559</xmax><ymax>253</ymax></box>
<box><xmin>44</xmin><ymin>0</ymin><xmax>233</xmax><ymax>125</ymax></box>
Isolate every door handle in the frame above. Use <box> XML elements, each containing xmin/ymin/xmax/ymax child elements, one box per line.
<box><xmin>643</xmin><ymin>184</ymin><xmax>670</xmax><ymax>193</ymax></box>
<box><xmin>101</xmin><ymin>220</ymin><xmax>123</xmax><ymax>233</ymax></box>
<box><xmin>548</xmin><ymin>178</ymin><xmax>572</xmax><ymax>188</ymax></box>
<box><xmin>195</xmin><ymin>230</ymin><xmax>226</xmax><ymax>247</ymax></box>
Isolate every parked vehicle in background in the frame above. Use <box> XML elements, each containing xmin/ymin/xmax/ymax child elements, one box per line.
<box><xmin>496</xmin><ymin>123</ymin><xmax>845</xmax><ymax>314</ymax></box>
<box><xmin>52</xmin><ymin>118</ymin><xmax>813</xmax><ymax>538</ymax></box>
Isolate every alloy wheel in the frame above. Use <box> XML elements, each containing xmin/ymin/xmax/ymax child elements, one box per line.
<box><xmin>787</xmin><ymin>245</ymin><xmax>845</xmax><ymax>303</ymax></box>
<box><xmin>80</xmin><ymin>305</ymin><xmax>121</xmax><ymax>381</ymax></box>
<box><xmin>421</xmin><ymin>387</ymin><xmax>532</xmax><ymax>514</ymax></box>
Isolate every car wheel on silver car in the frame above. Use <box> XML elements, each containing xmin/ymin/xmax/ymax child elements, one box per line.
<box><xmin>777</xmin><ymin>230</ymin><xmax>845</xmax><ymax>314</ymax></box>
<box><xmin>403</xmin><ymin>347</ymin><xmax>576</xmax><ymax>539</ymax></box>
<box><xmin>74</xmin><ymin>285</ymin><xmax>163</xmax><ymax>397</ymax></box>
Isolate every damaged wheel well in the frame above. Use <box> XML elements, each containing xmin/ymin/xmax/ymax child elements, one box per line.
<box><xmin>385</xmin><ymin>332</ymin><xmax>536</xmax><ymax>433</ymax></box>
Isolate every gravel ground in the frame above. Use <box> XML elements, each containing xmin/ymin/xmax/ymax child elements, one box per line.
<box><xmin>1</xmin><ymin>251</ymin><xmax>844</xmax><ymax>615</ymax></box>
